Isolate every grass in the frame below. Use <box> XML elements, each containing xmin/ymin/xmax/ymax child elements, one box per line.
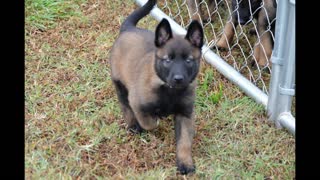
<box><xmin>25</xmin><ymin>0</ymin><xmax>295</xmax><ymax>179</ymax></box>
<box><xmin>25</xmin><ymin>0</ymin><xmax>86</xmax><ymax>31</ymax></box>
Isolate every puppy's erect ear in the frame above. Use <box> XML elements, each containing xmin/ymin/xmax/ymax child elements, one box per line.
<box><xmin>155</xmin><ymin>18</ymin><xmax>173</xmax><ymax>47</ymax></box>
<box><xmin>185</xmin><ymin>20</ymin><xmax>204</xmax><ymax>48</ymax></box>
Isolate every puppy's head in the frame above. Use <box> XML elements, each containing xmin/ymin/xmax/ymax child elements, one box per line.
<box><xmin>232</xmin><ymin>0</ymin><xmax>260</xmax><ymax>25</ymax></box>
<box><xmin>154</xmin><ymin>19</ymin><xmax>203</xmax><ymax>89</ymax></box>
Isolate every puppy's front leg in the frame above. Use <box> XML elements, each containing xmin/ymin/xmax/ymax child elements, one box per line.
<box><xmin>216</xmin><ymin>18</ymin><xmax>237</xmax><ymax>50</ymax></box>
<box><xmin>187</xmin><ymin>0</ymin><xmax>201</xmax><ymax>22</ymax></box>
<box><xmin>175</xmin><ymin>113</ymin><xmax>195</xmax><ymax>174</ymax></box>
<box><xmin>255</xmin><ymin>10</ymin><xmax>274</xmax><ymax>67</ymax></box>
<box><xmin>129</xmin><ymin>94</ymin><xmax>159</xmax><ymax>131</ymax></box>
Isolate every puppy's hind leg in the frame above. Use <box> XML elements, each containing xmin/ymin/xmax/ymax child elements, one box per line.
<box><xmin>113</xmin><ymin>80</ymin><xmax>143</xmax><ymax>134</ymax></box>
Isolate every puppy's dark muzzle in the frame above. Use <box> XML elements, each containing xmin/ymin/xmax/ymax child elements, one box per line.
<box><xmin>173</xmin><ymin>75</ymin><xmax>184</xmax><ymax>84</ymax></box>
<box><xmin>167</xmin><ymin>75</ymin><xmax>188</xmax><ymax>89</ymax></box>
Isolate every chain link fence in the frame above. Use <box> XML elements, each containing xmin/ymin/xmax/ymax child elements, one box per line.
<box><xmin>134</xmin><ymin>0</ymin><xmax>295</xmax><ymax>134</ymax></box>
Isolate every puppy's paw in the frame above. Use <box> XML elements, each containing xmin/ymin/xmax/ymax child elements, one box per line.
<box><xmin>177</xmin><ymin>163</ymin><xmax>195</xmax><ymax>175</ymax></box>
<box><xmin>128</xmin><ymin>123</ymin><xmax>144</xmax><ymax>134</ymax></box>
<box><xmin>214</xmin><ymin>40</ymin><xmax>229</xmax><ymax>51</ymax></box>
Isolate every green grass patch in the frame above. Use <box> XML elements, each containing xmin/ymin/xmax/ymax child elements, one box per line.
<box><xmin>25</xmin><ymin>0</ymin><xmax>86</xmax><ymax>30</ymax></box>
<box><xmin>25</xmin><ymin>0</ymin><xmax>295</xmax><ymax>179</ymax></box>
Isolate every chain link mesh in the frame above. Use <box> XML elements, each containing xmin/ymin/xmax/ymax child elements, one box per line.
<box><xmin>157</xmin><ymin>0</ymin><xmax>277</xmax><ymax>94</ymax></box>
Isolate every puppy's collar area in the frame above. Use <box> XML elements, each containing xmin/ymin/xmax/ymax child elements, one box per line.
<box><xmin>163</xmin><ymin>83</ymin><xmax>189</xmax><ymax>90</ymax></box>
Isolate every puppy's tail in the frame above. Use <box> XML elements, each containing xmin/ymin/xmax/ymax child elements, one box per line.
<box><xmin>120</xmin><ymin>0</ymin><xmax>157</xmax><ymax>33</ymax></box>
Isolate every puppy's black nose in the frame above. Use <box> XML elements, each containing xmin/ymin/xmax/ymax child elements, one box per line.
<box><xmin>173</xmin><ymin>75</ymin><xmax>184</xmax><ymax>83</ymax></box>
<box><xmin>239</xmin><ymin>19</ymin><xmax>246</xmax><ymax>25</ymax></box>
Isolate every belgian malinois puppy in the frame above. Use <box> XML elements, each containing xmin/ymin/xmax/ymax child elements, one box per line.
<box><xmin>110</xmin><ymin>0</ymin><xmax>204</xmax><ymax>175</ymax></box>
<box><xmin>216</xmin><ymin>0</ymin><xmax>277</xmax><ymax>67</ymax></box>
<box><xmin>187</xmin><ymin>0</ymin><xmax>223</xmax><ymax>23</ymax></box>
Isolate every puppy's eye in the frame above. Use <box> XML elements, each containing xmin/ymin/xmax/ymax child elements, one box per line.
<box><xmin>162</xmin><ymin>56</ymin><xmax>171</xmax><ymax>64</ymax></box>
<box><xmin>186</xmin><ymin>56</ymin><xmax>193</xmax><ymax>63</ymax></box>
<box><xmin>162</xmin><ymin>55</ymin><xmax>173</xmax><ymax>63</ymax></box>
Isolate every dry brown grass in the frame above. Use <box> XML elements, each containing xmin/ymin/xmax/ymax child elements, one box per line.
<box><xmin>25</xmin><ymin>0</ymin><xmax>295</xmax><ymax>179</ymax></box>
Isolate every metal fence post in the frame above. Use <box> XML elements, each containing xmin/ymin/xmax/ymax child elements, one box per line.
<box><xmin>267</xmin><ymin>0</ymin><xmax>295</xmax><ymax>135</ymax></box>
